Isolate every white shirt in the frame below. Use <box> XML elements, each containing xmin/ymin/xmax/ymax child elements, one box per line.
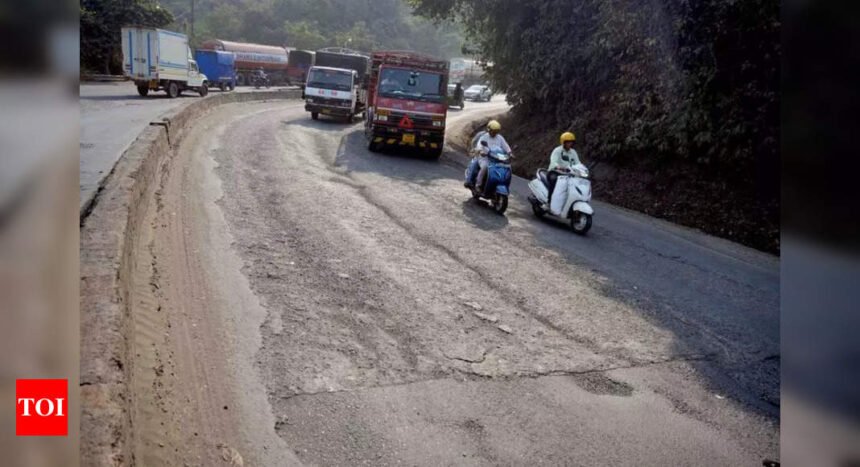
<box><xmin>549</xmin><ymin>145</ymin><xmax>581</xmax><ymax>171</ymax></box>
<box><xmin>475</xmin><ymin>132</ymin><xmax>512</xmax><ymax>155</ymax></box>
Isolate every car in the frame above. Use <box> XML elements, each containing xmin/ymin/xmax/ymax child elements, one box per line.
<box><xmin>464</xmin><ymin>84</ymin><xmax>493</xmax><ymax>102</ymax></box>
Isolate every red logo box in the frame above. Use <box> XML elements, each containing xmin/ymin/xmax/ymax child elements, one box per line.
<box><xmin>16</xmin><ymin>379</ymin><xmax>68</xmax><ymax>436</ymax></box>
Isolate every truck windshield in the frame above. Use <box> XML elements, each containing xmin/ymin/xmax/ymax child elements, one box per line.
<box><xmin>307</xmin><ymin>69</ymin><xmax>353</xmax><ymax>91</ymax></box>
<box><xmin>378</xmin><ymin>68</ymin><xmax>444</xmax><ymax>103</ymax></box>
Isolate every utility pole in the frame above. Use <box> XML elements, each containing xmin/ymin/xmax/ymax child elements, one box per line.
<box><xmin>190</xmin><ymin>0</ymin><xmax>195</xmax><ymax>44</ymax></box>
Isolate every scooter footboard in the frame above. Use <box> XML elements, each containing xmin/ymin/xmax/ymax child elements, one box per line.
<box><xmin>465</xmin><ymin>158</ymin><xmax>479</xmax><ymax>183</ymax></box>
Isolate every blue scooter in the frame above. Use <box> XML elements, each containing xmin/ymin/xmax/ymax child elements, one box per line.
<box><xmin>464</xmin><ymin>142</ymin><xmax>513</xmax><ymax>214</ymax></box>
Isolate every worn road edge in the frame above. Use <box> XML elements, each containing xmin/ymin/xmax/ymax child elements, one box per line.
<box><xmin>79</xmin><ymin>90</ymin><xmax>300</xmax><ymax>466</ymax></box>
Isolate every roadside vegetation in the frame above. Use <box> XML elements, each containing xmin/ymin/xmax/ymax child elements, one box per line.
<box><xmin>81</xmin><ymin>0</ymin><xmax>464</xmax><ymax>74</ymax></box>
<box><xmin>413</xmin><ymin>0</ymin><xmax>780</xmax><ymax>253</ymax></box>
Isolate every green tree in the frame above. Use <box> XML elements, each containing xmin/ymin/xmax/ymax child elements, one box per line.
<box><xmin>81</xmin><ymin>0</ymin><xmax>174</xmax><ymax>74</ymax></box>
<box><xmin>161</xmin><ymin>0</ymin><xmax>463</xmax><ymax>57</ymax></box>
<box><xmin>334</xmin><ymin>21</ymin><xmax>376</xmax><ymax>52</ymax></box>
<box><xmin>283</xmin><ymin>21</ymin><xmax>329</xmax><ymax>50</ymax></box>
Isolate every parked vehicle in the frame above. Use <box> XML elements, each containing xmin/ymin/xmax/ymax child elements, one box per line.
<box><xmin>122</xmin><ymin>27</ymin><xmax>209</xmax><ymax>98</ymax></box>
<box><xmin>287</xmin><ymin>49</ymin><xmax>315</xmax><ymax>86</ymax></box>
<box><xmin>194</xmin><ymin>50</ymin><xmax>236</xmax><ymax>91</ymax></box>
<box><xmin>364</xmin><ymin>50</ymin><xmax>450</xmax><ymax>158</ymax></box>
<box><xmin>314</xmin><ymin>48</ymin><xmax>369</xmax><ymax>78</ymax></box>
<box><xmin>447</xmin><ymin>84</ymin><xmax>465</xmax><ymax>109</ymax></box>
<box><xmin>198</xmin><ymin>39</ymin><xmax>288</xmax><ymax>86</ymax></box>
<box><xmin>465</xmin><ymin>144</ymin><xmax>512</xmax><ymax>214</ymax></box>
<box><xmin>449</xmin><ymin>57</ymin><xmax>484</xmax><ymax>85</ymax></box>
<box><xmin>304</xmin><ymin>66</ymin><xmax>366</xmax><ymax>122</ymax></box>
<box><xmin>527</xmin><ymin>163</ymin><xmax>594</xmax><ymax>234</ymax></box>
<box><xmin>464</xmin><ymin>84</ymin><xmax>492</xmax><ymax>102</ymax></box>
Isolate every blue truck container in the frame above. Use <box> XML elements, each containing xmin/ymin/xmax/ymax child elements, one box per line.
<box><xmin>194</xmin><ymin>50</ymin><xmax>236</xmax><ymax>91</ymax></box>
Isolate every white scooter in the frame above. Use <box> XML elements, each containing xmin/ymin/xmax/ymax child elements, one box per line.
<box><xmin>527</xmin><ymin>163</ymin><xmax>594</xmax><ymax>234</ymax></box>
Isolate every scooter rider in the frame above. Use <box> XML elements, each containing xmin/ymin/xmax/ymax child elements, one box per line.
<box><xmin>547</xmin><ymin>132</ymin><xmax>582</xmax><ymax>216</ymax></box>
<box><xmin>470</xmin><ymin>120</ymin><xmax>512</xmax><ymax>190</ymax></box>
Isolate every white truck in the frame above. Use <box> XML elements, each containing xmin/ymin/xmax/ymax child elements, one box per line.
<box><xmin>304</xmin><ymin>65</ymin><xmax>367</xmax><ymax>123</ymax></box>
<box><xmin>121</xmin><ymin>27</ymin><xmax>209</xmax><ymax>98</ymax></box>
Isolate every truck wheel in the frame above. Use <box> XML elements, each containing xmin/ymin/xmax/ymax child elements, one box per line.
<box><xmin>346</xmin><ymin>114</ymin><xmax>354</xmax><ymax>123</ymax></box>
<box><xmin>167</xmin><ymin>81</ymin><xmax>179</xmax><ymax>98</ymax></box>
<box><xmin>198</xmin><ymin>84</ymin><xmax>209</xmax><ymax>97</ymax></box>
<box><xmin>367</xmin><ymin>139</ymin><xmax>379</xmax><ymax>152</ymax></box>
<box><xmin>237</xmin><ymin>74</ymin><xmax>245</xmax><ymax>86</ymax></box>
<box><xmin>219</xmin><ymin>83</ymin><xmax>226</xmax><ymax>92</ymax></box>
<box><xmin>137</xmin><ymin>85</ymin><xmax>149</xmax><ymax>97</ymax></box>
<box><xmin>311</xmin><ymin>112</ymin><xmax>319</xmax><ymax>120</ymax></box>
<box><xmin>428</xmin><ymin>147</ymin><xmax>443</xmax><ymax>160</ymax></box>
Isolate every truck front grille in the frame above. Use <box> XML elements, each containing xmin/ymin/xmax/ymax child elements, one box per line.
<box><xmin>313</xmin><ymin>97</ymin><xmax>351</xmax><ymax>107</ymax></box>
<box><xmin>387</xmin><ymin>111</ymin><xmax>435</xmax><ymax>128</ymax></box>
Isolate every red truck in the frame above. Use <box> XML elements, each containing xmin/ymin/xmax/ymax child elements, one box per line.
<box><xmin>364</xmin><ymin>51</ymin><xmax>450</xmax><ymax>158</ymax></box>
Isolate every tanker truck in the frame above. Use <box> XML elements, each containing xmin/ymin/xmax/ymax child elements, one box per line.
<box><xmin>198</xmin><ymin>39</ymin><xmax>288</xmax><ymax>86</ymax></box>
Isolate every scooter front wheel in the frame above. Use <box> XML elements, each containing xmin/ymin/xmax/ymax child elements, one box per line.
<box><xmin>570</xmin><ymin>212</ymin><xmax>592</xmax><ymax>235</ymax></box>
<box><xmin>492</xmin><ymin>194</ymin><xmax>508</xmax><ymax>214</ymax></box>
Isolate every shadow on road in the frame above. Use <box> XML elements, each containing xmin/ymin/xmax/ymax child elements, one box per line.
<box><xmin>334</xmin><ymin>130</ymin><xmax>453</xmax><ymax>187</ymax></box>
<box><xmin>282</xmin><ymin>116</ymin><xmax>360</xmax><ymax>133</ymax></box>
<box><xmin>519</xmin><ymin>190</ymin><xmax>781</xmax><ymax>420</ymax></box>
<box><xmin>460</xmin><ymin>199</ymin><xmax>509</xmax><ymax>231</ymax></box>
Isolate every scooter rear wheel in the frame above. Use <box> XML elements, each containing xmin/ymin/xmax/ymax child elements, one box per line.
<box><xmin>492</xmin><ymin>194</ymin><xmax>508</xmax><ymax>214</ymax></box>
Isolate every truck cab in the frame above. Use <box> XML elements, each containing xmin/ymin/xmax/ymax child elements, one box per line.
<box><xmin>304</xmin><ymin>66</ymin><xmax>365</xmax><ymax>123</ymax></box>
<box><xmin>187</xmin><ymin>60</ymin><xmax>207</xmax><ymax>89</ymax></box>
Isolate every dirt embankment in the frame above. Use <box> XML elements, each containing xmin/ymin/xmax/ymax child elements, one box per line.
<box><xmin>459</xmin><ymin>114</ymin><xmax>779</xmax><ymax>254</ymax></box>
<box><xmin>79</xmin><ymin>90</ymin><xmax>301</xmax><ymax>465</ymax></box>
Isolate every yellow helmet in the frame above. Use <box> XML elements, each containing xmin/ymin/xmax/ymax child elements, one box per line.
<box><xmin>487</xmin><ymin>120</ymin><xmax>501</xmax><ymax>131</ymax></box>
<box><xmin>560</xmin><ymin>132</ymin><xmax>576</xmax><ymax>144</ymax></box>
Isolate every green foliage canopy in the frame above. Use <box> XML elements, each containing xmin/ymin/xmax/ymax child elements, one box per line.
<box><xmin>411</xmin><ymin>0</ymin><xmax>779</xmax><ymax>184</ymax></box>
<box><xmin>81</xmin><ymin>0</ymin><xmax>174</xmax><ymax>74</ymax></box>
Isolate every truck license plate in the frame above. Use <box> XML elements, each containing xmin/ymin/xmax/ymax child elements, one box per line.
<box><xmin>322</xmin><ymin>109</ymin><xmax>331</xmax><ymax>114</ymax></box>
<box><xmin>402</xmin><ymin>133</ymin><xmax>415</xmax><ymax>144</ymax></box>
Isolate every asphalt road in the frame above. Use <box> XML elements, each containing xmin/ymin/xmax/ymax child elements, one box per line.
<box><xmin>78</xmin><ymin>82</ymin><xmax>295</xmax><ymax>212</ymax></box>
<box><xmin>124</xmin><ymin>98</ymin><xmax>779</xmax><ymax>465</ymax></box>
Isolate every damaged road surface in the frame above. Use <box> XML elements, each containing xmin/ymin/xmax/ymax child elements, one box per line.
<box><xmin>130</xmin><ymin>100</ymin><xmax>778</xmax><ymax>465</ymax></box>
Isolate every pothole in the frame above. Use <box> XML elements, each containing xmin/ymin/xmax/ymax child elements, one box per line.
<box><xmin>570</xmin><ymin>373</ymin><xmax>634</xmax><ymax>397</ymax></box>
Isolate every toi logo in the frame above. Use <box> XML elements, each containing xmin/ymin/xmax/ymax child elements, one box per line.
<box><xmin>16</xmin><ymin>379</ymin><xmax>68</xmax><ymax>436</ymax></box>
